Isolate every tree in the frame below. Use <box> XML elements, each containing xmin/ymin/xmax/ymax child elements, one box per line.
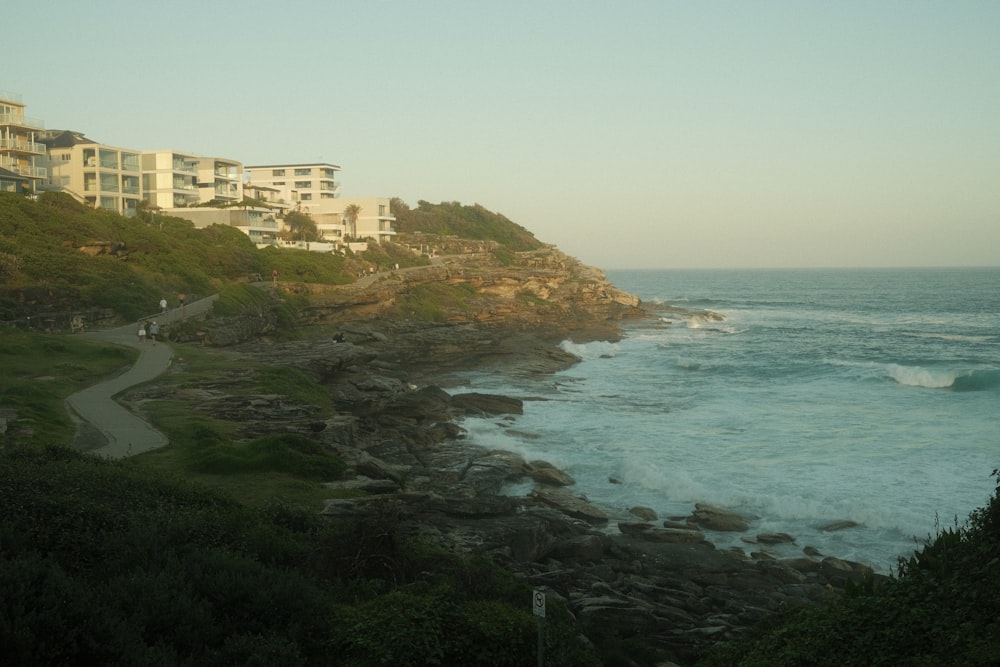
<box><xmin>282</xmin><ymin>210</ymin><xmax>318</xmax><ymax>242</ymax></box>
<box><xmin>343</xmin><ymin>204</ymin><xmax>362</xmax><ymax>240</ymax></box>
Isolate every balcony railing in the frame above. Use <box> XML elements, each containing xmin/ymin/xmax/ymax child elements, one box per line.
<box><xmin>0</xmin><ymin>112</ymin><xmax>44</xmax><ymax>129</ymax></box>
<box><xmin>0</xmin><ymin>138</ymin><xmax>45</xmax><ymax>154</ymax></box>
<box><xmin>0</xmin><ymin>160</ymin><xmax>47</xmax><ymax>179</ymax></box>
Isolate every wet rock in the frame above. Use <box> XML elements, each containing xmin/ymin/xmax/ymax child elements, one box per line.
<box><xmin>527</xmin><ymin>460</ymin><xmax>576</xmax><ymax>486</ymax></box>
<box><xmin>531</xmin><ymin>487</ymin><xmax>609</xmax><ymax>524</ymax></box>
<box><xmin>690</xmin><ymin>503</ymin><xmax>757</xmax><ymax>532</ymax></box>
<box><xmin>451</xmin><ymin>392</ymin><xmax>524</xmax><ymax>416</ymax></box>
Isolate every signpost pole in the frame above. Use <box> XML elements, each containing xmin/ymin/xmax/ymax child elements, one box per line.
<box><xmin>533</xmin><ymin>589</ymin><xmax>546</xmax><ymax>667</ymax></box>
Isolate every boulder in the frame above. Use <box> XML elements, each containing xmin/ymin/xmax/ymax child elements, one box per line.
<box><xmin>451</xmin><ymin>392</ymin><xmax>524</xmax><ymax>416</ymax></box>
<box><xmin>528</xmin><ymin>460</ymin><xmax>576</xmax><ymax>486</ymax></box>
<box><xmin>629</xmin><ymin>506</ymin><xmax>658</xmax><ymax>521</ymax></box>
<box><xmin>690</xmin><ymin>504</ymin><xmax>755</xmax><ymax>532</ymax></box>
<box><xmin>531</xmin><ymin>487</ymin><xmax>609</xmax><ymax>524</ymax></box>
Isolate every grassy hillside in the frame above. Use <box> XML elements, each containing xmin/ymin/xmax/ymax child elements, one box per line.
<box><xmin>0</xmin><ymin>193</ymin><xmax>543</xmax><ymax>324</ymax></box>
<box><xmin>392</xmin><ymin>199</ymin><xmax>544</xmax><ymax>252</ymax></box>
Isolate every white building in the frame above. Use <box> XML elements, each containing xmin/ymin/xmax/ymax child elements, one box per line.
<box><xmin>141</xmin><ymin>150</ymin><xmax>201</xmax><ymax>209</ymax></box>
<box><xmin>0</xmin><ymin>91</ymin><xmax>46</xmax><ymax>194</ymax></box>
<box><xmin>38</xmin><ymin>130</ymin><xmax>142</xmax><ymax>216</ymax></box>
<box><xmin>244</xmin><ymin>162</ymin><xmax>341</xmax><ymax>209</ymax></box>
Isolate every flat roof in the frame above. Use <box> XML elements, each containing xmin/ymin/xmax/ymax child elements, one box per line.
<box><xmin>245</xmin><ymin>163</ymin><xmax>341</xmax><ymax>170</ymax></box>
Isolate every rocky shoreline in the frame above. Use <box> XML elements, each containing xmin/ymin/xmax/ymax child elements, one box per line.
<box><xmin>138</xmin><ymin>247</ymin><xmax>881</xmax><ymax>664</ymax></box>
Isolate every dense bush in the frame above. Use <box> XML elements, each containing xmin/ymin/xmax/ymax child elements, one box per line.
<box><xmin>0</xmin><ymin>446</ymin><xmax>602</xmax><ymax>665</ymax></box>
<box><xmin>393</xmin><ymin>199</ymin><xmax>543</xmax><ymax>252</ymax></box>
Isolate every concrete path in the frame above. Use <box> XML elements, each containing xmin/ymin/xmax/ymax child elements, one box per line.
<box><xmin>65</xmin><ymin>295</ymin><xmax>217</xmax><ymax>459</ymax></box>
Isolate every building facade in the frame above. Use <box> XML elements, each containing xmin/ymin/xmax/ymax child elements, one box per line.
<box><xmin>140</xmin><ymin>150</ymin><xmax>201</xmax><ymax>209</ymax></box>
<box><xmin>0</xmin><ymin>91</ymin><xmax>46</xmax><ymax>194</ymax></box>
<box><xmin>38</xmin><ymin>131</ymin><xmax>142</xmax><ymax>216</ymax></box>
<box><xmin>309</xmin><ymin>197</ymin><xmax>397</xmax><ymax>244</ymax></box>
<box><xmin>244</xmin><ymin>162</ymin><xmax>341</xmax><ymax>208</ymax></box>
<box><xmin>196</xmin><ymin>157</ymin><xmax>243</xmax><ymax>204</ymax></box>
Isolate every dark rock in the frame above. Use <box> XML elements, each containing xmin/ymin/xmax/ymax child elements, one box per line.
<box><xmin>451</xmin><ymin>392</ymin><xmax>524</xmax><ymax>416</ymax></box>
<box><xmin>527</xmin><ymin>460</ymin><xmax>575</xmax><ymax>486</ymax></box>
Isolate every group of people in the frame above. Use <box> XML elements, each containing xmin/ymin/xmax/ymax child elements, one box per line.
<box><xmin>137</xmin><ymin>320</ymin><xmax>160</xmax><ymax>345</ymax></box>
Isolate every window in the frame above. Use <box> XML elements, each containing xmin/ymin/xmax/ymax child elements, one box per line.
<box><xmin>294</xmin><ymin>181</ymin><xmax>312</xmax><ymax>188</ymax></box>
<box><xmin>272</xmin><ymin>169</ymin><xmax>285</xmax><ymax>176</ymax></box>
<box><xmin>273</xmin><ymin>181</ymin><xmax>285</xmax><ymax>186</ymax></box>
<box><xmin>301</xmin><ymin>193</ymin><xmax>312</xmax><ymax>201</ymax></box>
<box><xmin>294</xmin><ymin>168</ymin><xmax>311</xmax><ymax>176</ymax></box>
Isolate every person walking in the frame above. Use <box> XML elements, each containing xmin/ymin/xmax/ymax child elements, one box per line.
<box><xmin>149</xmin><ymin>321</ymin><xmax>159</xmax><ymax>346</ymax></box>
<box><xmin>159</xmin><ymin>297</ymin><xmax>167</xmax><ymax>312</ymax></box>
<box><xmin>137</xmin><ymin>322</ymin><xmax>146</xmax><ymax>343</ymax></box>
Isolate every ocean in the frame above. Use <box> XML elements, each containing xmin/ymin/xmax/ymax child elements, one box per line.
<box><xmin>453</xmin><ymin>267</ymin><xmax>1000</xmax><ymax>573</ymax></box>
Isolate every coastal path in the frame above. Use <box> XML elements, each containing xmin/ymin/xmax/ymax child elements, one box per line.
<box><xmin>66</xmin><ymin>295</ymin><xmax>217</xmax><ymax>460</ymax></box>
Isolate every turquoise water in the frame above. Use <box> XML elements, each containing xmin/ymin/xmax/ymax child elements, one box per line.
<box><xmin>455</xmin><ymin>267</ymin><xmax>1000</xmax><ymax>572</ymax></box>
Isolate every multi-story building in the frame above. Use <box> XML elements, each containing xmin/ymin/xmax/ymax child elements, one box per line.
<box><xmin>141</xmin><ymin>150</ymin><xmax>201</xmax><ymax>209</ymax></box>
<box><xmin>310</xmin><ymin>197</ymin><xmax>397</xmax><ymax>244</ymax></box>
<box><xmin>0</xmin><ymin>90</ymin><xmax>46</xmax><ymax>194</ymax></box>
<box><xmin>244</xmin><ymin>162</ymin><xmax>341</xmax><ymax>208</ymax></box>
<box><xmin>196</xmin><ymin>157</ymin><xmax>243</xmax><ymax>205</ymax></box>
<box><xmin>37</xmin><ymin>130</ymin><xmax>142</xmax><ymax>216</ymax></box>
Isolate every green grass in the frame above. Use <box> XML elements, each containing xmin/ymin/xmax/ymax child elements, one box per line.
<box><xmin>0</xmin><ymin>328</ymin><xmax>135</xmax><ymax>447</ymax></box>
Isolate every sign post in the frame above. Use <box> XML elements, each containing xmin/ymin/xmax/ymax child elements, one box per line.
<box><xmin>533</xmin><ymin>589</ymin><xmax>546</xmax><ymax>666</ymax></box>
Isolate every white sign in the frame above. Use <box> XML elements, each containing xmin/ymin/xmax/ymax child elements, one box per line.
<box><xmin>532</xmin><ymin>589</ymin><xmax>546</xmax><ymax>618</ymax></box>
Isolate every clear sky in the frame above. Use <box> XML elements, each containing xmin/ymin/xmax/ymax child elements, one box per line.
<box><xmin>7</xmin><ymin>1</ymin><xmax>999</xmax><ymax>269</ymax></box>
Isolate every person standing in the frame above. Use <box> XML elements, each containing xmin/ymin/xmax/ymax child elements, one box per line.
<box><xmin>178</xmin><ymin>293</ymin><xmax>186</xmax><ymax>308</ymax></box>
<box><xmin>149</xmin><ymin>321</ymin><xmax>159</xmax><ymax>346</ymax></box>
<box><xmin>271</xmin><ymin>268</ymin><xmax>278</xmax><ymax>286</ymax></box>
<box><xmin>137</xmin><ymin>322</ymin><xmax>146</xmax><ymax>343</ymax></box>
<box><xmin>159</xmin><ymin>297</ymin><xmax>167</xmax><ymax>312</ymax></box>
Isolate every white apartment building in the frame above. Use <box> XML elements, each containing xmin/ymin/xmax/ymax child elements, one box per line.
<box><xmin>0</xmin><ymin>90</ymin><xmax>46</xmax><ymax>194</ymax></box>
<box><xmin>309</xmin><ymin>197</ymin><xmax>397</xmax><ymax>244</ymax></box>
<box><xmin>38</xmin><ymin>130</ymin><xmax>142</xmax><ymax>216</ymax></box>
<box><xmin>244</xmin><ymin>162</ymin><xmax>341</xmax><ymax>208</ymax></box>
<box><xmin>141</xmin><ymin>150</ymin><xmax>201</xmax><ymax>209</ymax></box>
<box><xmin>197</xmin><ymin>157</ymin><xmax>242</xmax><ymax>204</ymax></box>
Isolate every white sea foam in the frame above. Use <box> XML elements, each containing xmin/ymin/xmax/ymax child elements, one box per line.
<box><xmin>885</xmin><ymin>363</ymin><xmax>961</xmax><ymax>389</ymax></box>
<box><xmin>559</xmin><ymin>339</ymin><xmax>619</xmax><ymax>360</ymax></box>
<box><xmin>455</xmin><ymin>268</ymin><xmax>1000</xmax><ymax>573</ymax></box>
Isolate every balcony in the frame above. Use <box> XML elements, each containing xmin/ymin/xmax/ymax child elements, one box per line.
<box><xmin>0</xmin><ymin>159</ymin><xmax>47</xmax><ymax>179</ymax></box>
<box><xmin>0</xmin><ymin>138</ymin><xmax>45</xmax><ymax>154</ymax></box>
<box><xmin>0</xmin><ymin>112</ymin><xmax>44</xmax><ymax>130</ymax></box>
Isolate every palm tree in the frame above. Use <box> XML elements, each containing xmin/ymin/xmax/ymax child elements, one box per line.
<box><xmin>344</xmin><ymin>204</ymin><xmax>362</xmax><ymax>240</ymax></box>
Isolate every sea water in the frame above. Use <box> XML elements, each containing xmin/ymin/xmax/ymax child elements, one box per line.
<box><xmin>451</xmin><ymin>267</ymin><xmax>1000</xmax><ymax>572</ymax></box>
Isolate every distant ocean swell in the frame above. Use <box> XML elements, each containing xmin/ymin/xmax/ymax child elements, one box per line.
<box><xmin>826</xmin><ymin>359</ymin><xmax>1000</xmax><ymax>391</ymax></box>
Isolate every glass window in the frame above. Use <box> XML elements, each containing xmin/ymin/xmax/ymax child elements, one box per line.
<box><xmin>294</xmin><ymin>168</ymin><xmax>311</xmax><ymax>176</ymax></box>
<box><xmin>272</xmin><ymin>169</ymin><xmax>285</xmax><ymax>176</ymax></box>
<box><xmin>294</xmin><ymin>181</ymin><xmax>312</xmax><ymax>188</ymax></box>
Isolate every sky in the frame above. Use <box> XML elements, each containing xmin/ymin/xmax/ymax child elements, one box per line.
<box><xmin>6</xmin><ymin>1</ymin><xmax>999</xmax><ymax>269</ymax></box>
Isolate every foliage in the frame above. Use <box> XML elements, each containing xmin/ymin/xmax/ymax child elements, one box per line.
<box><xmin>0</xmin><ymin>446</ymin><xmax>603</xmax><ymax>665</ymax></box>
<box><xmin>698</xmin><ymin>470</ymin><xmax>1000</xmax><ymax>666</ymax></box>
<box><xmin>393</xmin><ymin>199</ymin><xmax>543</xmax><ymax>252</ymax></box>
<box><xmin>281</xmin><ymin>210</ymin><xmax>319</xmax><ymax>242</ymax></box>
<box><xmin>390</xmin><ymin>282</ymin><xmax>478</xmax><ymax>322</ymax></box>
<box><xmin>358</xmin><ymin>240</ymin><xmax>429</xmax><ymax>271</ymax></box>
<box><xmin>260</xmin><ymin>246</ymin><xmax>353</xmax><ymax>286</ymax></box>
<box><xmin>0</xmin><ymin>192</ymin><xmax>355</xmax><ymax>321</ymax></box>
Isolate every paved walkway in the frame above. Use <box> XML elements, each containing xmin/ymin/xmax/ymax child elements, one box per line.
<box><xmin>65</xmin><ymin>295</ymin><xmax>217</xmax><ymax>459</ymax></box>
